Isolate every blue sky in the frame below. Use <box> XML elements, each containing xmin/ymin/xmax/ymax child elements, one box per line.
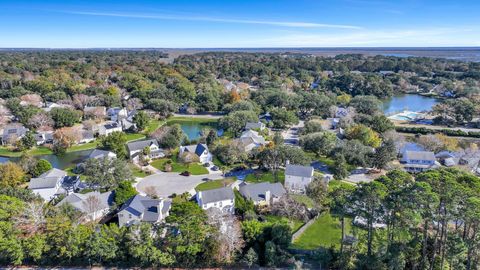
<box><xmin>1</xmin><ymin>0</ymin><xmax>480</xmax><ymax>48</ymax></box>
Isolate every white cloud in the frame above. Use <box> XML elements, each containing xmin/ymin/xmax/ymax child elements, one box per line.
<box><xmin>63</xmin><ymin>11</ymin><xmax>363</xmax><ymax>30</ymax></box>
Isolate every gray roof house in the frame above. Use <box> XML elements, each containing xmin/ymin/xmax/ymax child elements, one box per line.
<box><xmin>196</xmin><ymin>187</ymin><xmax>235</xmax><ymax>213</ymax></box>
<box><xmin>127</xmin><ymin>139</ymin><xmax>164</xmax><ymax>159</ymax></box>
<box><xmin>117</xmin><ymin>195</ymin><xmax>171</xmax><ymax>227</ymax></box>
<box><xmin>239</xmin><ymin>182</ymin><xmax>286</xmax><ymax>205</ymax></box>
<box><xmin>401</xmin><ymin>150</ymin><xmax>438</xmax><ymax>173</ymax></box>
<box><xmin>57</xmin><ymin>191</ymin><xmax>114</xmax><ymax>222</ymax></box>
<box><xmin>179</xmin><ymin>143</ymin><xmax>212</xmax><ymax>164</ymax></box>
<box><xmin>28</xmin><ymin>168</ymin><xmax>67</xmax><ymax>201</ymax></box>
<box><xmin>1</xmin><ymin>124</ymin><xmax>28</xmax><ymax>145</ymax></box>
<box><xmin>284</xmin><ymin>164</ymin><xmax>315</xmax><ymax>193</ymax></box>
<box><xmin>245</xmin><ymin>121</ymin><xmax>266</xmax><ymax>131</ymax></box>
<box><xmin>88</xmin><ymin>149</ymin><xmax>117</xmax><ymax>160</ymax></box>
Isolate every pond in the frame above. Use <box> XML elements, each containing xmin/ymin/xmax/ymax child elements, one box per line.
<box><xmin>0</xmin><ymin>149</ymin><xmax>93</xmax><ymax>169</ymax></box>
<box><xmin>382</xmin><ymin>94</ymin><xmax>440</xmax><ymax>115</ymax></box>
<box><xmin>168</xmin><ymin>120</ymin><xmax>222</xmax><ymax>141</ymax></box>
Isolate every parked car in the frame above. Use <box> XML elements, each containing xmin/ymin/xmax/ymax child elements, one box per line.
<box><xmin>211</xmin><ymin>166</ymin><xmax>219</xmax><ymax>171</ymax></box>
<box><xmin>203</xmin><ymin>163</ymin><xmax>210</xmax><ymax>167</ymax></box>
<box><xmin>180</xmin><ymin>171</ymin><xmax>191</xmax><ymax>176</ymax></box>
<box><xmin>202</xmin><ymin>177</ymin><xmax>211</xmax><ymax>181</ymax></box>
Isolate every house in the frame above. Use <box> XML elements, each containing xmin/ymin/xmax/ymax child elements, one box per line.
<box><xmin>334</xmin><ymin>107</ymin><xmax>349</xmax><ymax>118</ymax></box>
<box><xmin>35</xmin><ymin>131</ymin><xmax>54</xmax><ymax>145</ymax></box>
<box><xmin>88</xmin><ymin>149</ymin><xmax>117</xmax><ymax>160</ymax></box>
<box><xmin>28</xmin><ymin>168</ymin><xmax>67</xmax><ymax>201</ymax></box>
<box><xmin>60</xmin><ymin>175</ymin><xmax>81</xmax><ymax>194</ymax></box>
<box><xmin>196</xmin><ymin>187</ymin><xmax>235</xmax><ymax>214</ymax></box>
<box><xmin>284</xmin><ymin>164</ymin><xmax>314</xmax><ymax>193</ymax></box>
<box><xmin>107</xmin><ymin>107</ymin><xmax>128</xmax><ymax>122</ymax></box>
<box><xmin>79</xmin><ymin>130</ymin><xmax>95</xmax><ymax>144</ymax></box>
<box><xmin>127</xmin><ymin>139</ymin><xmax>164</xmax><ymax>159</ymax></box>
<box><xmin>236</xmin><ymin>130</ymin><xmax>267</xmax><ymax>152</ymax></box>
<box><xmin>120</xmin><ymin>118</ymin><xmax>136</xmax><ymax>131</ymax></box>
<box><xmin>241</xmin><ymin>130</ymin><xmax>266</xmax><ymax>144</ymax></box>
<box><xmin>401</xmin><ymin>150</ymin><xmax>438</xmax><ymax>173</ymax></box>
<box><xmin>98</xmin><ymin>122</ymin><xmax>123</xmax><ymax>136</ymax></box>
<box><xmin>1</xmin><ymin>124</ymin><xmax>28</xmax><ymax>145</ymax></box>
<box><xmin>245</xmin><ymin>121</ymin><xmax>266</xmax><ymax>131</ymax></box>
<box><xmin>179</xmin><ymin>143</ymin><xmax>212</xmax><ymax>164</ymax></box>
<box><xmin>259</xmin><ymin>112</ymin><xmax>272</xmax><ymax>122</ymax></box>
<box><xmin>117</xmin><ymin>195</ymin><xmax>171</xmax><ymax>227</ymax></box>
<box><xmin>83</xmin><ymin>106</ymin><xmax>107</xmax><ymax>119</ymax></box>
<box><xmin>239</xmin><ymin>182</ymin><xmax>286</xmax><ymax>206</ymax></box>
<box><xmin>58</xmin><ymin>191</ymin><xmax>114</xmax><ymax>222</ymax></box>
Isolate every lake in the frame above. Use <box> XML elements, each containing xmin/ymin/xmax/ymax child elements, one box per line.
<box><xmin>0</xmin><ymin>149</ymin><xmax>93</xmax><ymax>169</ymax></box>
<box><xmin>382</xmin><ymin>94</ymin><xmax>440</xmax><ymax>115</ymax></box>
<box><xmin>168</xmin><ymin>120</ymin><xmax>221</xmax><ymax>141</ymax></box>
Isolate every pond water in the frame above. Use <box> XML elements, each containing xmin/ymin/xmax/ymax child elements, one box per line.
<box><xmin>0</xmin><ymin>149</ymin><xmax>93</xmax><ymax>169</ymax></box>
<box><xmin>168</xmin><ymin>121</ymin><xmax>222</xmax><ymax>141</ymax></box>
<box><xmin>382</xmin><ymin>94</ymin><xmax>440</xmax><ymax>115</ymax></box>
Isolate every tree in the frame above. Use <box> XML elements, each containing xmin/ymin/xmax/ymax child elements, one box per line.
<box><xmin>368</xmin><ymin>115</ymin><xmax>395</xmax><ymax>133</ymax></box>
<box><xmin>371</xmin><ymin>139</ymin><xmax>396</xmax><ymax>169</ymax></box>
<box><xmin>300</xmin><ymin>132</ymin><xmax>337</xmax><ymax>156</ymax></box>
<box><xmin>19</xmin><ymin>131</ymin><xmax>36</xmax><ymax>150</ymax></box>
<box><xmin>133</xmin><ymin>111</ymin><xmax>150</xmax><ymax>131</ymax></box>
<box><xmin>114</xmin><ymin>181</ymin><xmax>138</xmax><ymax>205</ymax></box>
<box><xmin>330</xmin><ymin>182</ymin><xmax>355</xmax><ymax>253</ymax></box>
<box><xmin>242</xmin><ymin>247</ymin><xmax>258</xmax><ymax>268</ymax></box>
<box><xmin>350</xmin><ymin>95</ymin><xmax>381</xmax><ymax>115</ymax></box>
<box><xmin>0</xmin><ymin>162</ymin><xmax>26</xmax><ymax>188</ymax></box>
<box><xmin>346</xmin><ymin>124</ymin><xmax>382</xmax><ymax>148</ymax></box>
<box><xmin>213</xmin><ymin>142</ymin><xmax>248</xmax><ymax>165</ymax></box>
<box><xmin>205</xmin><ymin>129</ymin><xmax>217</xmax><ymax>146</ymax></box>
<box><xmin>331</xmin><ymin>153</ymin><xmax>349</xmax><ymax>180</ymax></box>
<box><xmin>98</xmin><ymin>131</ymin><xmax>128</xmax><ymax>158</ymax></box>
<box><xmin>269</xmin><ymin>107</ymin><xmax>298</xmax><ymax>129</ymax></box>
<box><xmin>27</xmin><ymin>112</ymin><xmax>54</xmax><ymax>130</ymax></box>
<box><xmin>31</xmin><ymin>159</ymin><xmax>52</xmax><ymax>177</ymax></box>
<box><xmin>301</xmin><ymin>119</ymin><xmax>324</xmax><ymax>135</ymax></box>
<box><xmin>219</xmin><ymin>110</ymin><xmax>258</xmax><ymax>137</ymax></box>
<box><xmin>306</xmin><ymin>176</ymin><xmax>329</xmax><ymax>210</ymax></box>
<box><xmin>152</xmin><ymin>124</ymin><xmax>186</xmax><ymax>149</ymax></box>
<box><xmin>146</xmin><ymin>98</ymin><xmax>177</xmax><ymax>117</ymax></box>
<box><xmin>49</xmin><ymin>107</ymin><xmax>81</xmax><ymax>128</ymax></box>
<box><xmin>53</xmin><ymin>126</ymin><xmax>81</xmax><ymax>154</ymax></box>
<box><xmin>83</xmin><ymin>157</ymin><xmax>133</xmax><ymax>190</ymax></box>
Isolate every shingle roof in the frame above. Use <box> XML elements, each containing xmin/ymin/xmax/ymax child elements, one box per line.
<box><xmin>198</xmin><ymin>187</ymin><xmax>234</xmax><ymax>204</ymax></box>
<box><xmin>127</xmin><ymin>139</ymin><xmax>159</xmax><ymax>152</ymax></box>
<box><xmin>29</xmin><ymin>168</ymin><xmax>67</xmax><ymax>189</ymax></box>
<box><xmin>182</xmin><ymin>143</ymin><xmax>208</xmax><ymax>157</ymax></box>
<box><xmin>239</xmin><ymin>182</ymin><xmax>286</xmax><ymax>202</ymax></box>
<box><xmin>57</xmin><ymin>191</ymin><xmax>114</xmax><ymax>213</ymax></box>
<box><xmin>245</xmin><ymin>122</ymin><xmax>264</xmax><ymax>130</ymax></box>
<box><xmin>404</xmin><ymin>151</ymin><xmax>435</xmax><ymax>161</ymax></box>
<box><xmin>104</xmin><ymin>122</ymin><xmax>120</xmax><ymax>129</ymax></box>
<box><xmin>40</xmin><ymin>168</ymin><xmax>66</xmax><ymax>178</ymax></box>
<box><xmin>89</xmin><ymin>149</ymin><xmax>116</xmax><ymax>159</ymax></box>
<box><xmin>119</xmin><ymin>195</ymin><xmax>170</xmax><ymax>222</ymax></box>
<box><xmin>285</xmin><ymin>164</ymin><xmax>314</xmax><ymax>178</ymax></box>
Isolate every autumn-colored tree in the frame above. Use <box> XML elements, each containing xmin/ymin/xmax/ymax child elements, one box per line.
<box><xmin>53</xmin><ymin>126</ymin><xmax>82</xmax><ymax>153</ymax></box>
<box><xmin>0</xmin><ymin>162</ymin><xmax>26</xmax><ymax>188</ymax></box>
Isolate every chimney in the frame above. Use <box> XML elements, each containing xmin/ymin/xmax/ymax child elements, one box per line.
<box><xmin>285</xmin><ymin>159</ymin><xmax>290</xmax><ymax>166</ymax></box>
<box><xmin>158</xmin><ymin>200</ymin><xmax>164</xmax><ymax>220</ymax></box>
<box><xmin>265</xmin><ymin>190</ymin><xmax>271</xmax><ymax>205</ymax></box>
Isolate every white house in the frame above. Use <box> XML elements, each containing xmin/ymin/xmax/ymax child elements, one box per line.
<box><xmin>107</xmin><ymin>107</ymin><xmax>128</xmax><ymax>122</ymax></box>
<box><xmin>28</xmin><ymin>168</ymin><xmax>67</xmax><ymax>201</ymax></box>
<box><xmin>245</xmin><ymin>121</ymin><xmax>266</xmax><ymax>131</ymax></box>
<box><xmin>57</xmin><ymin>191</ymin><xmax>114</xmax><ymax>222</ymax></box>
<box><xmin>401</xmin><ymin>150</ymin><xmax>438</xmax><ymax>173</ymax></box>
<box><xmin>179</xmin><ymin>143</ymin><xmax>212</xmax><ymax>164</ymax></box>
<box><xmin>117</xmin><ymin>195</ymin><xmax>171</xmax><ymax>227</ymax></box>
<box><xmin>196</xmin><ymin>187</ymin><xmax>235</xmax><ymax>214</ymax></box>
<box><xmin>98</xmin><ymin>122</ymin><xmax>123</xmax><ymax>136</ymax></box>
<box><xmin>126</xmin><ymin>139</ymin><xmax>164</xmax><ymax>160</ymax></box>
<box><xmin>284</xmin><ymin>164</ymin><xmax>314</xmax><ymax>193</ymax></box>
<box><xmin>236</xmin><ymin>130</ymin><xmax>267</xmax><ymax>152</ymax></box>
<box><xmin>88</xmin><ymin>149</ymin><xmax>117</xmax><ymax>160</ymax></box>
<box><xmin>239</xmin><ymin>182</ymin><xmax>286</xmax><ymax>206</ymax></box>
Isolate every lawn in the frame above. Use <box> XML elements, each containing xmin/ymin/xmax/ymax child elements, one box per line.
<box><xmin>265</xmin><ymin>215</ymin><xmax>305</xmax><ymax>233</ymax></box>
<box><xmin>0</xmin><ymin>146</ymin><xmax>53</xmax><ymax>157</ymax></box>
<box><xmin>291</xmin><ymin>213</ymin><xmax>353</xmax><ymax>250</ymax></box>
<box><xmin>245</xmin><ymin>171</ymin><xmax>285</xmax><ymax>184</ymax></box>
<box><xmin>125</xmin><ymin>133</ymin><xmax>146</xmax><ymax>142</ymax></box>
<box><xmin>144</xmin><ymin>119</ymin><xmax>165</xmax><ymax>134</ymax></box>
<box><xmin>167</xmin><ymin>116</ymin><xmax>218</xmax><ymax>124</ymax></box>
<box><xmin>129</xmin><ymin>164</ymin><xmax>151</xmax><ymax>178</ymax></box>
<box><xmin>195</xmin><ymin>178</ymin><xmax>235</xmax><ymax>192</ymax></box>
<box><xmin>150</xmin><ymin>156</ymin><xmax>209</xmax><ymax>175</ymax></box>
<box><xmin>66</xmin><ymin>141</ymin><xmax>98</xmax><ymax>153</ymax></box>
<box><xmin>291</xmin><ymin>194</ymin><xmax>315</xmax><ymax>209</ymax></box>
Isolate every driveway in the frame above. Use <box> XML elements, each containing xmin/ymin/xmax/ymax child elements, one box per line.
<box><xmin>282</xmin><ymin>120</ymin><xmax>304</xmax><ymax>146</ymax></box>
<box><xmin>135</xmin><ymin>172</ymin><xmax>223</xmax><ymax>198</ymax></box>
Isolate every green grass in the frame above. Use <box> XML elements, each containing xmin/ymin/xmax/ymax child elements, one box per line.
<box><xmin>144</xmin><ymin>119</ymin><xmax>165</xmax><ymax>134</ymax></box>
<box><xmin>66</xmin><ymin>141</ymin><xmax>98</xmax><ymax>153</ymax></box>
<box><xmin>291</xmin><ymin>194</ymin><xmax>315</xmax><ymax>209</ymax></box>
<box><xmin>125</xmin><ymin>133</ymin><xmax>146</xmax><ymax>142</ymax></box>
<box><xmin>195</xmin><ymin>178</ymin><xmax>235</xmax><ymax>192</ymax></box>
<box><xmin>150</xmin><ymin>156</ymin><xmax>209</xmax><ymax>175</ymax></box>
<box><xmin>0</xmin><ymin>146</ymin><xmax>54</xmax><ymax>157</ymax></box>
<box><xmin>291</xmin><ymin>213</ymin><xmax>353</xmax><ymax>250</ymax></box>
<box><xmin>129</xmin><ymin>164</ymin><xmax>151</xmax><ymax>178</ymax></box>
<box><xmin>245</xmin><ymin>171</ymin><xmax>285</xmax><ymax>184</ymax></box>
<box><xmin>265</xmin><ymin>215</ymin><xmax>305</xmax><ymax>233</ymax></box>
<box><xmin>167</xmin><ymin>116</ymin><xmax>218</xmax><ymax>124</ymax></box>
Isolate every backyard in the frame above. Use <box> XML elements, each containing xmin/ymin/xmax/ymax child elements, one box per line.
<box><xmin>245</xmin><ymin>170</ymin><xmax>285</xmax><ymax>184</ymax></box>
<box><xmin>265</xmin><ymin>215</ymin><xmax>305</xmax><ymax>233</ymax></box>
<box><xmin>150</xmin><ymin>155</ymin><xmax>209</xmax><ymax>175</ymax></box>
<box><xmin>195</xmin><ymin>178</ymin><xmax>235</xmax><ymax>191</ymax></box>
<box><xmin>291</xmin><ymin>213</ymin><xmax>353</xmax><ymax>250</ymax></box>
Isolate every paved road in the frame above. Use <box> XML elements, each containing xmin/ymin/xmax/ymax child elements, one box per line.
<box><xmin>135</xmin><ymin>172</ymin><xmax>223</xmax><ymax>198</ymax></box>
<box><xmin>282</xmin><ymin>120</ymin><xmax>304</xmax><ymax>146</ymax></box>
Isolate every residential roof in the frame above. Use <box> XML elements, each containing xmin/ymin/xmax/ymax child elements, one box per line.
<box><xmin>404</xmin><ymin>151</ymin><xmax>436</xmax><ymax>161</ymax></box>
<box><xmin>2</xmin><ymin>124</ymin><xmax>28</xmax><ymax>140</ymax></box>
<box><xmin>245</xmin><ymin>122</ymin><xmax>264</xmax><ymax>130</ymax></box>
<box><xmin>239</xmin><ymin>182</ymin><xmax>286</xmax><ymax>202</ymax></box>
<box><xmin>198</xmin><ymin>187</ymin><xmax>234</xmax><ymax>204</ymax></box>
<box><xmin>104</xmin><ymin>122</ymin><xmax>121</xmax><ymax>130</ymax></box>
<box><xmin>285</xmin><ymin>164</ymin><xmax>314</xmax><ymax>178</ymax></box>
<box><xmin>119</xmin><ymin>195</ymin><xmax>171</xmax><ymax>222</ymax></box>
<box><xmin>127</xmin><ymin>139</ymin><xmax>159</xmax><ymax>152</ymax></box>
<box><xmin>89</xmin><ymin>149</ymin><xmax>116</xmax><ymax>159</ymax></box>
<box><xmin>57</xmin><ymin>191</ymin><xmax>114</xmax><ymax>213</ymax></box>
<box><xmin>240</xmin><ymin>130</ymin><xmax>266</xmax><ymax>144</ymax></box>
<box><xmin>182</xmin><ymin>143</ymin><xmax>208</xmax><ymax>157</ymax></box>
<box><xmin>29</xmin><ymin>168</ymin><xmax>67</xmax><ymax>189</ymax></box>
